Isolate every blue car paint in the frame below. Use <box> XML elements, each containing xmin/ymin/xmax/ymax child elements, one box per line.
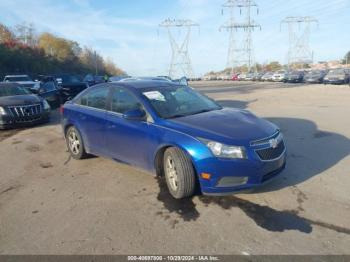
<box><xmin>62</xmin><ymin>81</ymin><xmax>286</xmax><ymax>195</ymax></box>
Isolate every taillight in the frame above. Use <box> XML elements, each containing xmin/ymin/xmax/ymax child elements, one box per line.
<box><xmin>59</xmin><ymin>105</ymin><xmax>64</xmax><ymax>114</ymax></box>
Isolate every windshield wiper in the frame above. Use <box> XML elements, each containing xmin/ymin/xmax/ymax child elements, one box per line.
<box><xmin>166</xmin><ymin>114</ymin><xmax>188</xmax><ymax>119</ymax></box>
<box><xmin>190</xmin><ymin>108</ymin><xmax>221</xmax><ymax>116</ymax></box>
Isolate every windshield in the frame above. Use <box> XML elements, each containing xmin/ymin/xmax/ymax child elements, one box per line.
<box><xmin>4</xmin><ymin>76</ymin><xmax>32</xmax><ymax>82</ymax></box>
<box><xmin>0</xmin><ymin>85</ymin><xmax>31</xmax><ymax>97</ymax></box>
<box><xmin>306</xmin><ymin>70</ymin><xmax>322</xmax><ymax>76</ymax></box>
<box><xmin>142</xmin><ymin>86</ymin><xmax>222</xmax><ymax>119</ymax></box>
<box><xmin>328</xmin><ymin>69</ymin><xmax>344</xmax><ymax>75</ymax></box>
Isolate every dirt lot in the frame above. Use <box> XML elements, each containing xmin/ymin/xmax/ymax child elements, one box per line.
<box><xmin>0</xmin><ymin>81</ymin><xmax>349</xmax><ymax>255</ymax></box>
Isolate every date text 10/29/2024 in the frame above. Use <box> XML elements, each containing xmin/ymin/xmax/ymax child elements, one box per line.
<box><xmin>127</xmin><ymin>256</ymin><xmax>220</xmax><ymax>261</ymax></box>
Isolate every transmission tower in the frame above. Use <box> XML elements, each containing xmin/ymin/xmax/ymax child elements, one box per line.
<box><xmin>159</xmin><ymin>19</ymin><xmax>199</xmax><ymax>79</ymax></box>
<box><xmin>281</xmin><ymin>16</ymin><xmax>318</xmax><ymax>68</ymax></box>
<box><xmin>220</xmin><ymin>0</ymin><xmax>261</xmax><ymax>74</ymax></box>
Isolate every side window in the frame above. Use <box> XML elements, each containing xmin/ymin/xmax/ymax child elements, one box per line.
<box><xmin>42</xmin><ymin>82</ymin><xmax>56</xmax><ymax>92</ymax></box>
<box><xmin>111</xmin><ymin>88</ymin><xmax>141</xmax><ymax>114</ymax></box>
<box><xmin>79</xmin><ymin>87</ymin><xmax>109</xmax><ymax>110</ymax></box>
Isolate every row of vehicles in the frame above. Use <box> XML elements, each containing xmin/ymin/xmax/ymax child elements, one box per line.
<box><xmin>231</xmin><ymin>68</ymin><xmax>350</xmax><ymax>84</ymax></box>
<box><xmin>0</xmin><ymin>74</ymin><xmax>188</xmax><ymax>129</ymax></box>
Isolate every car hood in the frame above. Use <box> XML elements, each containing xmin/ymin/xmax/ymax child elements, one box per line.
<box><xmin>162</xmin><ymin>108</ymin><xmax>277</xmax><ymax>145</ymax></box>
<box><xmin>0</xmin><ymin>95</ymin><xmax>42</xmax><ymax>106</ymax></box>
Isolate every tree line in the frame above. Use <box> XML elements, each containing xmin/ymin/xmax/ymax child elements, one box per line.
<box><xmin>0</xmin><ymin>23</ymin><xmax>125</xmax><ymax>79</ymax></box>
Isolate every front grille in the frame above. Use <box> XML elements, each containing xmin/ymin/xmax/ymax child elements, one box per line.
<box><xmin>255</xmin><ymin>140</ymin><xmax>285</xmax><ymax>161</ymax></box>
<box><xmin>8</xmin><ymin>104</ymin><xmax>42</xmax><ymax>118</ymax></box>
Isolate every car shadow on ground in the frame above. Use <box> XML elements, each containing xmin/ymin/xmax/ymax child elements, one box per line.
<box><xmin>255</xmin><ymin>117</ymin><xmax>350</xmax><ymax>192</ymax></box>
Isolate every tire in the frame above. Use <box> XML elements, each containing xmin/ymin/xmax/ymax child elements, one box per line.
<box><xmin>66</xmin><ymin>126</ymin><xmax>88</xmax><ymax>160</ymax></box>
<box><xmin>163</xmin><ymin>147</ymin><xmax>196</xmax><ymax>199</ymax></box>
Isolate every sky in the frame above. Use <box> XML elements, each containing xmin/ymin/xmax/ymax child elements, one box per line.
<box><xmin>0</xmin><ymin>0</ymin><xmax>349</xmax><ymax>76</ymax></box>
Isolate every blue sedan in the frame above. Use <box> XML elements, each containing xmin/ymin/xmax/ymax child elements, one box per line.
<box><xmin>61</xmin><ymin>80</ymin><xmax>286</xmax><ymax>199</ymax></box>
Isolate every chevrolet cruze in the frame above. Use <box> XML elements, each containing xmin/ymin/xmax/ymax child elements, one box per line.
<box><xmin>61</xmin><ymin>80</ymin><xmax>286</xmax><ymax>199</ymax></box>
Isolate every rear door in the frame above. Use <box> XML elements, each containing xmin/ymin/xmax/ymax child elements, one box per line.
<box><xmin>74</xmin><ymin>86</ymin><xmax>110</xmax><ymax>155</ymax></box>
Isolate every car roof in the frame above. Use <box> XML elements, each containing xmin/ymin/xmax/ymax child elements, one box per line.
<box><xmin>0</xmin><ymin>82</ymin><xmax>20</xmax><ymax>88</ymax></box>
<box><xmin>4</xmin><ymin>74</ymin><xmax>29</xmax><ymax>77</ymax></box>
<box><xmin>106</xmin><ymin>80</ymin><xmax>181</xmax><ymax>89</ymax></box>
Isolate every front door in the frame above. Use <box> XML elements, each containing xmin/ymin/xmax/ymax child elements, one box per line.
<box><xmin>105</xmin><ymin>87</ymin><xmax>157</xmax><ymax>170</ymax></box>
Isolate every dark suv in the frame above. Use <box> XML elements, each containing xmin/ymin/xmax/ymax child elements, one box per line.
<box><xmin>0</xmin><ymin>83</ymin><xmax>50</xmax><ymax>129</ymax></box>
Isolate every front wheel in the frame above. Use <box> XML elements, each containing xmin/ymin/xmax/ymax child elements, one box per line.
<box><xmin>66</xmin><ymin>126</ymin><xmax>88</xmax><ymax>160</ymax></box>
<box><xmin>163</xmin><ymin>147</ymin><xmax>196</xmax><ymax>199</ymax></box>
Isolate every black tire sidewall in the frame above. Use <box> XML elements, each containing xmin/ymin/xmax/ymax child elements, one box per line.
<box><xmin>66</xmin><ymin>126</ymin><xmax>86</xmax><ymax>160</ymax></box>
<box><xmin>163</xmin><ymin>147</ymin><xmax>196</xmax><ymax>199</ymax></box>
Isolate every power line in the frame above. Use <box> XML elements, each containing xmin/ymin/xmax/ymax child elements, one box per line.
<box><xmin>159</xmin><ymin>18</ymin><xmax>199</xmax><ymax>79</ymax></box>
<box><xmin>281</xmin><ymin>16</ymin><xmax>319</xmax><ymax>68</ymax></box>
<box><xmin>220</xmin><ymin>0</ymin><xmax>261</xmax><ymax>74</ymax></box>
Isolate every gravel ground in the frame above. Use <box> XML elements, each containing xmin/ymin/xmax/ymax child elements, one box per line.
<box><xmin>0</xmin><ymin>81</ymin><xmax>349</xmax><ymax>255</ymax></box>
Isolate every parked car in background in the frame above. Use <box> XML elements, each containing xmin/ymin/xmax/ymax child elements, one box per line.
<box><xmin>62</xmin><ymin>80</ymin><xmax>286</xmax><ymax>199</ymax></box>
<box><xmin>83</xmin><ymin>74</ymin><xmax>106</xmax><ymax>86</ymax></box>
<box><xmin>55</xmin><ymin>74</ymin><xmax>88</xmax><ymax>102</ymax></box>
<box><xmin>29</xmin><ymin>78</ymin><xmax>62</xmax><ymax>109</ymax></box>
<box><xmin>284</xmin><ymin>71</ymin><xmax>305</xmax><ymax>83</ymax></box>
<box><xmin>261</xmin><ymin>72</ymin><xmax>274</xmax><ymax>82</ymax></box>
<box><xmin>253</xmin><ymin>72</ymin><xmax>265</xmax><ymax>81</ymax></box>
<box><xmin>231</xmin><ymin>73</ymin><xmax>240</xmax><ymax>81</ymax></box>
<box><xmin>0</xmin><ymin>83</ymin><xmax>50</xmax><ymax>129</ymax></box>
<box><xmin>323</xmin><ymin>68</ymin><xmax>350</xmax><ymax>84</ymax></box>
<box><xmin>238</xmin><ymin>73</ymin><xmax>247</xmax><ymax>81</ymax></box>
<box><xmin>304</xmin><ymin>70</ymin><xmax>328</xmax><ymax>84</ymax></box>
<box><xmin>3</xmin><ymin>74</ymin><xmax>40</xmax><ymax>89</ymax></box>
<box><xmin>271</xmin><ymin>71</ymin><xmax>287</xmax><ymax>82</ymax></box>
<box><xmin>245</xmin><ymin>72</ymin><xmax>255</xmax><ymax>81</ymax></box>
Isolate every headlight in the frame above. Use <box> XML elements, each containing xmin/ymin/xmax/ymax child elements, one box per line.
<box><xmin>0</xmin><ymin>106</ymin><xmax>6</xmax><ymax>115</ymax></box>
<box><xmin>43</xmin><ymin>100</ymin><xmax>51</xmax><ymax>110</ymax></box>
<box><xmin>200</xmin><ymin>139</ymin><xmax>247</xmax><ymax>159</ymax></box>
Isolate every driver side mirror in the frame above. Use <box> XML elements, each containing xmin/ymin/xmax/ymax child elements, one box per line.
<box><xmin>123</xmin><ymin>108</ymin><xmax>146</xmax><ymax>121</ymax></box>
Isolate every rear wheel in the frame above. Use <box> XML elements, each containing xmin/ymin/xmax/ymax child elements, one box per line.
<box><xmin>66</xmin><ymin>126</ymin><xmax>87</xmax><ymax>160</ymax></box>
<box><xmin>163</xmin><ymin>147</ymin><xmax>196</xmax><ymax>199</ymax></box>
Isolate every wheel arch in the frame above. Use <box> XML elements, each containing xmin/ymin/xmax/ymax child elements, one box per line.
<box><xmin>153</xmin><ymin>143</ymin><xmax>199</xmax><ymax>178</ymax></box>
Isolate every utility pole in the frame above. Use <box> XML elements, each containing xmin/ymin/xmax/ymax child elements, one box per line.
<box><xmin>94</xmin><ymin>50</ymin><xmax>98</xmax><ymax>75</ymax></box>
<box><xmin>220</xmin><ymin>0</ymin><xmax>261</xmax><ymax>74</ymax></box>
<box><xmin>281</xmin><ymin>16</ymin><xmax>318</xmax><ymax>69</ymax></box>
<box><xmin>159</xmin><ymin>19</ymin><xmax>199</xmax><ymax>79</ymax></box>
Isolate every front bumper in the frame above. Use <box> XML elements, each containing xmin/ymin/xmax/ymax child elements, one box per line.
<box><xmin>323</xmin><ymin>79</ymin><xmax>346</xmax><ymax>84</ymax></box>
<box><xmin>305</xmin><ymin>78</ymin><xmax>322</xmax><ymax>83</ymax></box>
<box><xmin>0</xmin><ymin>111</ymin><xmax>50</xmax><ymax>129</ymax></box>
<box><xmin>195</xmin><ymin>143</ymin><xmax>287</xmax><ymax>195</ymax></box>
